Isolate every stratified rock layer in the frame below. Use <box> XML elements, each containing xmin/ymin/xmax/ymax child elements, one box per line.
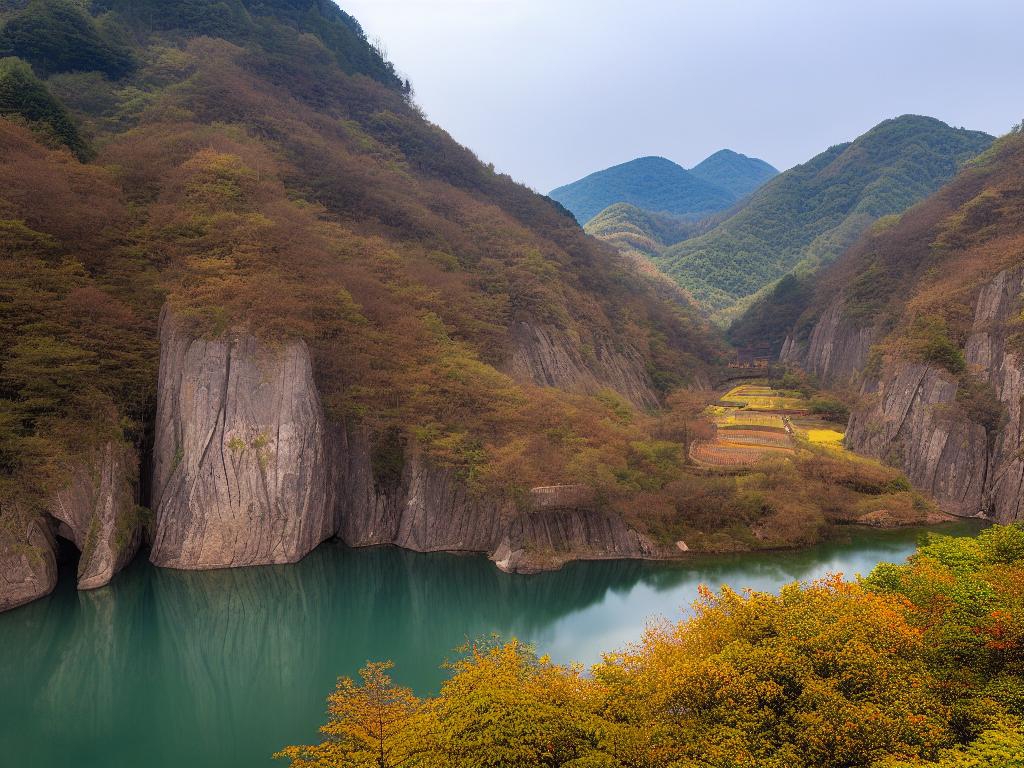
<box><xmin>491</xmin><ymin>506</ymin><xmax>657</xmax><ymax>574</ymax></box>
<box><xmin>150</xmin><ymin>309</ymin><xmax>337</xmax><ymax>569</ymax></box>
<box><xmin>338</xmin><ymin>433</ymin><xmax>511</xmax><ymax>553</ymax></box>
<box><xmin>507</xmin><ymin>320</ymin><xmax>660</xmax><ymax>409</ymax></box>
<box><xmin>780</xmin><ymin>302</ymin><xmax>877</xmax><ymax>384</ymax></box>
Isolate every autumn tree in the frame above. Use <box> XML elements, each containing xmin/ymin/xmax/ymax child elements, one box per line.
<box><xmin>275</xmin><ymin>662</ymin><xmax>425</xmax><ymax>768</ymax></box>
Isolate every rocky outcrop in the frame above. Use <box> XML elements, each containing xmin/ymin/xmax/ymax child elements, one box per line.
<box><xmin>847</xmin><ymin>268</ymin><xmax>1024</xmax><ymax>522</ymax></box>
<box><xmin>491</xmin><ymin>507</ymin><xmax>658</xmax><ymax>574</ymax></box>
<box><xmin>491</xmin><ymin>486</ymin><xmax>658</xmax><ymax>574</ymax></box>
<box><xmin>0</xmin><ymin>509</ymin><xmax>57</xmax><ymax>612</ymax></box>
<box><xmin>780</xmin><ymin>302</ymin><xmax>877</xmax><ymax>385</ymax></box>
<box><xmin>338</xmin><ymin>431</ymin><xmax>511</xmax><ymax>553</ymax></box>
<box><xmin>507</xmin><ymin>320</ymin><xmax>660</xmax><ymax>408</ymax></box>
<box><xmin>49</xmin><ymin>442</ymin><xmax>142</xmax><ymax>590</ymax></box>
<box><xmin>965</xmin><ymin>268</ymin><xmax>1024</xmax><ymax>522</ymax></box>
<box><xmin>150</xmin><ymin>309</ymin><xmax>337</xmax><ymax>569</ymax></box>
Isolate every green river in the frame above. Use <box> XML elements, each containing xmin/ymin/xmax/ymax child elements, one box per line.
<box><xmin>0</xmin><ymin>523</ymin><xmax>982</xmax><ymax>767</ymax></box>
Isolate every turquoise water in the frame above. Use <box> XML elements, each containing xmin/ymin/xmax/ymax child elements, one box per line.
<box><xmin>0</xmin><ymin>523</ymin><xmax>981</xmax><ymax>767</ymax></box>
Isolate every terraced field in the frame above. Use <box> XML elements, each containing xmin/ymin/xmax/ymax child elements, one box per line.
<box><xmin>692</xmin><ymin>382</ymin><xmax>849</xmax><ymax>469</ymax></box>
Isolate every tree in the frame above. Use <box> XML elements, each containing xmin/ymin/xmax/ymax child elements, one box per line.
<box><xmin>275</xmin><ymin>662</ymin><xmax>425</xmax><ymax>768</ymax></box>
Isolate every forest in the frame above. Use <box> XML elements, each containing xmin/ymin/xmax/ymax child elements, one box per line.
<box><xmin>657</xmin><ymin>116</ymin><xmax>993</xmax><ymax>320</ymax></box>
<box><xmin>279</xmin><ymin>525</ymin><xmax>1024</xmax><ymax>768</ymax></box>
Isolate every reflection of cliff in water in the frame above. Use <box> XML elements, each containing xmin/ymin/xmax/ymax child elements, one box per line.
<box><xmin>0</xmin><ymin>524</ymin><xmax>983</xmax><ymax>768</ymax></box>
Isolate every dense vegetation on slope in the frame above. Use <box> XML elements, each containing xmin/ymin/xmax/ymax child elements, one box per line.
<box><xmin>548</xmin><ymin>155</ymin><xmax>737</xmax><ymax>224</ymax></box>
<box><xmin>658</xmin><ymin>116</ymin><xmax>993</xmax><ymax>321</ymax></box>
<box><xmin>789</xmin><ymin>125</ymin><xmax>1024</xmax><ymax>378</ymax></box>
<box><xmin>280</xmin><ymin>524</ymin><xmax>1024</xmax><ymax>768</ymax></box>
<box><xmin>584</xmin><ymin>202</ymin><xmax>718</xmax><ymax>260</ymax></box>
<box><xmin>0</xmin><ymin>0</ymin><xmax>977</xmax><ymax>564</ymax></box>
<box><xmin>689</xmin><ymin>147</ymin><xmax>778</xmax><ymax>198</ymax></box>
<box><xmin>0</xmin><ymin>55</ymin><xmax>88</xmax><ymax>158</ymax></box>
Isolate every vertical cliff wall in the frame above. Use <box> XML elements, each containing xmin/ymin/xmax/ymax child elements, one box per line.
<box><xmin>145</xmin><ymin>309</ymin><xmax>664</xmax><ymax>573</ymax></box>
<box><xmin>337</xmin><ymin>430</ymin><xmax>511</xmax><ymax>553</ymax></box>
<box><xmin>150</xmin><ymin>310</ymin><xmax>337</xmax><ymax>569</ymax></box>
<box><xmin>780</xmin><ymin>302</ymin><xmax>879</xmax><ymax>384</ymax></box>
<box><xmin>507</xmin><ymin>320</ymin><xmax>661</xmax><ymax>409</ymax></box>
<box><xmin>843</xmin><ymin>268</ymin><xmax>1024</xmax><ymax>522</ymax></box>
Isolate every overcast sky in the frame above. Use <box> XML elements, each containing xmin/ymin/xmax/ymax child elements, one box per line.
<box><xmin>341</xmin><ymin>0</ymin><xmax>1024</xmax><ymax>192</ymax></box>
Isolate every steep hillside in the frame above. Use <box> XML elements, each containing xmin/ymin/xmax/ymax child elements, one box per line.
<box><xmin>548</xmin><ymin>156</ymin><xmax>736</xmax><ymax>224</ymax></box>
<box><xmin>689</xmin><ymin>148</ymin><xmax>778</xmax><ymax>198</ymax></box>
<box><xmin>659</xmin><ymin>116</ymin><xmax>993</xmax><ymax>317</ymax></box>
<box><xmin>0</xmin><ymin>0</ymin><xmax>744</xmax><ymax>608</ymax></box>
<box><xmin>781</xmin><ymin>127</ymin><xmax>1024</xmax><ymax>523</ymax></box>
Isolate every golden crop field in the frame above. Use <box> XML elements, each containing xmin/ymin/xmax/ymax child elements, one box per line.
<box><xmin>694</xmin><ymin>380</ymin><xmax>851</xmax><ymax>469</ymax></box>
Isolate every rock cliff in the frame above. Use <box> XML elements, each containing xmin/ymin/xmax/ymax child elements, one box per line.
<box><xmin>507</xmin><ymin>321</ymin><xmax>660</xmax><ymax>408</ymax></box>
<box><xmin>780</xmin><ymin>302</ymin><xmax>878</xmax><ymax>384</ymax></box>
<box><xmin>49</xmin><ymin>442</ymin><xmax>142</xmax><ymax>590</ymax></box>
<box><xmin>148</xmin><ymin>310</ymin><xmax>660</xmax><ymax>574</ymax></box>
<box><xmin>844</xmin><ymin>268</ymin><xmax>1024</xmax><ymax>522</ymax></box>
<box><xmin>491</xmin><ymin>505</ymin><xmax>658</xmax><ymax>574</ymax></box>
<box><xmin>150</xmin><ymin>309</ymin><xmax>337</xmax><ymax>569</ymax></box>
<box><xmin>337</xmin><ymin>430</ymin><xmax>511</xmax><ymax>553</ymax></box>
<box><xmin>0</xmin><ymin>510</ymin><xmax>57</xmax><ymax>612</ymax></box>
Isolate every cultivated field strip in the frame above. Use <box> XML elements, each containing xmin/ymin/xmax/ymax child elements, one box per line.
<box><xmin>692</xmin><ymin>382</ymin><xmax>847</xmax><ymax>469</ymax></box>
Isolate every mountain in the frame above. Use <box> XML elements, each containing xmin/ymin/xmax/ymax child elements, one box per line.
<box><xmin>584</xmin><ymin>202</ymin><xmax>715</xmax><ymax>260</ymax></box>
<box><xmin>0</xmin><ymin>0</ymin><xmax>742</xmax><ymax>610</ymax></box>
<box><xmin>689</xmin><ymin>148</ymin><xmax>778</xmax><ymax>199</ymax></box>
<box><xmin>548</xmin><ymin>155</ymin><xmax>737</xmax><ymax>224</ymax></box>
<box><xmin>780</xmin><ymin>126</ymin><xmax>1024</xmax><ymax>524</ymax></box>
<box><xmin>658</xmin><ymin>116</ymin><xmax>994</xmax><ymax>318</ymax></box>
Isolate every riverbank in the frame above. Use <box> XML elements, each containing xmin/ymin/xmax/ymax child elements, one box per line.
<box><xmin>0</xmin><ymin>521</ymin><xmax>984</xmax><ymax>768</ymax></box>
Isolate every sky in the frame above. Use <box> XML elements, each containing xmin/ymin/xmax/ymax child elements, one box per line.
<box><xmin>341</xmin><ymin>0</ymin><xmax>1024</xmax><ymax>193</ymax></box>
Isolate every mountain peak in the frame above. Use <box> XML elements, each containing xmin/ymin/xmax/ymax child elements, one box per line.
<box><xmin>548</xmin><ymin>155</ymin><xmax>735</xmax><ymax>224</ymax></box>
<box><xmin>689</xmin><ymin>150</ymin><xmax>779</xmax><ymax>199</ymax></box>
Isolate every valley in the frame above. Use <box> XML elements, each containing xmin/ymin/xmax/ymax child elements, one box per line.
<box><xmin>0</xmin><ymin>1</ymin><xmax>1022</xmax><ymax>766</ymax></box>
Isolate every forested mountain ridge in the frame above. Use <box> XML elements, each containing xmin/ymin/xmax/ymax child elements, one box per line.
<box><xmin>781</xmin><ymin>125</ymin><xmax>1024</xmax><ymax>524</ymax></box>
<box><xmin>584</xmin><ymin>202</ymin><xmax>719</xmax><ymax>260</ymax></box>
<box><xmin>689</xmin><ymin>148</ymin><xmax>778</xmax><ymax>198</ymax></box>
<box><xmin>549</xmin><ymin>155</ymin><xmax>738</xmax><ymax>225</ymax></box>
<box><xmin>658</xmin><ymin>115</ymin><xmax>993</xmax><ymax>321</ymax></box>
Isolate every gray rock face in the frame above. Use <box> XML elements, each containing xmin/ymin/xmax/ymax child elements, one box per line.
<box><xmin>846</xmin><ymin>364</ymin><xmax>989</xmax><ymax>515</ymax></box>
<box><xmin>49</xmin><ymin>442</ymin><xmax>142</xmax><ymax>590</ymax></box>
<box><xmin>491</xmin><ymin>504</ymin><xmax>657</xmax><ymax>574</ymax></box>
<box><xmin>338</xmin><ymin>431</ymin><xmax>511</xmax><ymax>553</ymax></box>
<box><xmin>846</xmin><ymin>268</ymin><xmax>1024</xmax><ymax>522</ymax></box>
<box><xmin>780</xmin><ymin>302</ymin><xmax>878</xmax><ymax>384</ymax></box>
<box><xmin>0</xmin><ymin>510</ymin><xmax>57</xmax><ymax>612</ymax></box>
<box><xmin>507</xmin><ymin>320</ymin><xmax>660</xmax><ymax>408</ymax></box>
<box><xmin>148</xmin><ymin>309</ymin><xmax>661</xmax><ymax>573</ymax></box>
<box><xmin>150</xmin><ymin>309</ymin><xmax>337</xmax><ymax>569</ymax></box>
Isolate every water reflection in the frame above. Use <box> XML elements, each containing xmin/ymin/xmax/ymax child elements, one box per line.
<box><xmin>0</xmin><ymin>522</ymin><xmax>982</xmax><ymax>768</ymax></box>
